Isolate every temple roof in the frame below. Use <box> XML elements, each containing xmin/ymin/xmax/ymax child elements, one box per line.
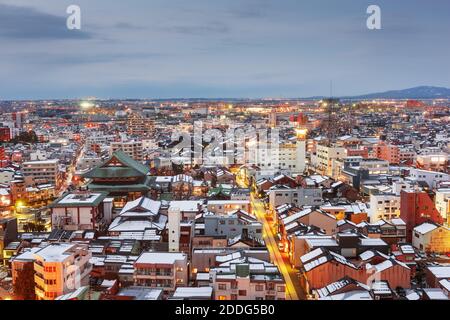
<box><xmin>83</xmin><ymin>150</ymin><xmax>150</xmax><ymax>179</ymax></box>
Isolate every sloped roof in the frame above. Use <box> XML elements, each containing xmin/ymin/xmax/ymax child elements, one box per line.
<box><xmin>83</xmin><ymin>150</ymin><xmax>149</xmax><ymax>179</ymax></box>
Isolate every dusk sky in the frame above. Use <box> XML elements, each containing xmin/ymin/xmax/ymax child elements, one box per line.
<box><xmin>1</xmin><ymin>0</ymin><xmax>449</xmax><ymax>99</ymax></box>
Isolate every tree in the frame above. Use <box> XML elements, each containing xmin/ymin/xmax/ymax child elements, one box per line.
<box><xmin>10</xmin><ymin>131</ymin><xmax>38</xmax><ymax>144</ymax></box>
<box><xmin>210</xmin><ymin>175</ymin><xmax>217</xmax><ymax>188</ymax></box>
<box><xmin>172</xmin><ymin>162</ymin><xmax>184</xmax><ymax>175</ymax></box>
<box><xmin>13</xmin><ymin>264</ymin><xmax>36</xmax><ymax>300</ymax></box>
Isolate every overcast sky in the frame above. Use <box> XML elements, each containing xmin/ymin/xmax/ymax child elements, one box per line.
<box><xmin>0</xmin><ymin>0</ymin><xmax>449</xmax><ymax>99</ymax></box>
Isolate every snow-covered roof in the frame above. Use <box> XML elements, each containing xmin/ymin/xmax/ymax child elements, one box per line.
<box><xmin>319</xmin><ymin>291</ymin><xmax>372</xmax><ymax>300</ymax></box>
<box><xmin>414</xmin><ymin>222</ymin><xmax>439</xmax><ymax>235</ymax></box>
<box><xmin>423</xmin><ymin>288</ymin><xmax>449</xmax><ymax>300</ymax></box>
<box><xmin>173</xmin><ymin>287</ymin><xmax>213</xmax><ymax>299</ymax></box>
<box><xmin>120</xmin><ymin>197</ymin><xmax>161</xmax><ymax>217</ymax></box>
<box><xmin>34</xmin><ymin>243</ymin><xmax>79</xmax><ymax>262</ymax></box>
<box><xmin>170</xmin><ymin>200</ymin><xmax>204</xmax><ymax>212</ymax></box>
<box><xmin>439</xmin><ymin>279</ymin><xmax>450</xmax><ymax>292</ymax></box>
<box><xmin>427</xmin><ymin>266</ymin><xmax>450</xmax><ymax>279</ymax></box>
<box><xmin>300</xmin><ymin>248</ymin><xmax>325</xmax><ymax>264</ymax></box>
<box><xmin>135</xmin><ymin>252</ymin><xmax>186</xmax><ymax>265</ymax></box>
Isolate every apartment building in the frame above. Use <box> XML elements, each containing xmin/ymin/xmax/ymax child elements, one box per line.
<box><xmin>33</xmin><ymin>243</ymin><xmax>92</xmax><ymax>300</ymax></box>
<box><xmin>211</xmin><ymin>255</ymin><xmax>285</xmax><ymax>300</ymax></box>
<box><xmin>312</xmin><ymin>144</ymin><xmax>346</xmax><ymax>176</ymax></box>
<box><xmin>133</xmin><ymin>252</ymin><xmax>188</xmax><ymax>294</ymax></box>
<box><xmin>369</xmin><ymin>193</ymin><xmax>401</xmax><ymax>222</ymax></box>
<box><xmin>110</xmin><ymin>140</ymin><xmax>143</xmax><ymax>161</ymax></box>
<box><xmin>400</xmin><ymin>189</ymin><xmax>444</xmax><ymax>242</ymax></box>
<box><xmin>374</xmin><ymin>142</ymin><xmax>416</xmax><ymax>165</ymax></box>
<box><xmin>203</xmin><ymin>210</ymin><xmax>263</xmax><ymax>241</ymax></box>
<box><xmin>22</xmin><ymin>159</ymin><xmax>60</xmax><ymax>187</ymax></box>
<box><xmin>255</xmin><ymin>140</ymin><xmax>306</xmax><ymax>175</ymax></box>
<box><xmin>408</xmin><ymin>168</ymin><xmax>450</xmax><ymax>189</ymax></box>
<box><xmin>268</xmin><ymin>187</ymin><xmax>323</xmax><ymax>209</ymax></box>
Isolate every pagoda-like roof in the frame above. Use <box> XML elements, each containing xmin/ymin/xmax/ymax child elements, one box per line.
<box><xmin>87</xmin><ymin>176</ymin><xmax>156</xmax><ymax>192</ymax></box>
<box><xmin>83</xmin><ymin>150</ymin><xmax>150</xmax><ymax>179</ymax></box>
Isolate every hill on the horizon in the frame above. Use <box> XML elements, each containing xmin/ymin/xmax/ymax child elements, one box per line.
<box><xmin>344</xmin><ymin>86</ymin><xmax>450</xmax><ymax>100</ymax></box>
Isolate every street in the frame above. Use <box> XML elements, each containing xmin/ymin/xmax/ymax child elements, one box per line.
<box><xmin>236</xmin><ymin>173</ymin><xmax>306</xmax><ymax>300</ymax></box>
<box><xmin>251</xmin><ymin>195</ymin><xmax>306</xmax><ymax>300</ymax></box>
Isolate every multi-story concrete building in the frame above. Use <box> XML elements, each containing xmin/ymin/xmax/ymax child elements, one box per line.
<box><xmin>268</xmin><ymin>187</ymin><xmax>323</xmax><ymax>209</ymax></box>
<box><xmin>203</xmin><ymin>210</ymin><xmax>263</xmax><ymax>241</ymax></box>
<box><xmin>374</xmin><ymin>142</ymin><xmax>416</xmax><ymax>165</ymax></box>
<box><xmin>211</xmin><ymin>255</ymin><xmax>285</xmax><ymax>300</ymax></box>
<box><xmin>22</xmin><ymin>159</ymin><xmax>60</xmax><ymax>187</ymax></box>
<box><xmin>400</xmin><ymin>189</ymin><xmax>444</xmax><ymax>242</ymax></box>
<box><xmin>369</xmin><ymin>193</ymin><xmax>401</xmax><ymax>222</ymax></box>
<box><xmin>312</xmin><ymin>144</ymin><xmax>346</xmax><ymax>176</ymax></box>
<box><xmin>110</xmin><ymin>140</ymin><xmax>143</xmax><ymax>161</ymax></box>
<box><xmin>255</xmin><ymin>140</ymin><xmax>306</xmax><ymax>175</ymax></box>
<box><xmin>435</xmin><ymin>188</ymin><xmax>450</xmax><ymax>225</ymax></box>
<box><xmin>133</xmin><ymin>252</ymin><xmax>188</xmax><ymax>294</ymax></box>
<box><xmin>33</xmin><ymin>243</ymin><xmax>92</xmax><ymax>300</ymax></box>
<box><xmin>407</xmin><ymin>168</ymin><xmax>450</xmax><ymax>189</ymax></box>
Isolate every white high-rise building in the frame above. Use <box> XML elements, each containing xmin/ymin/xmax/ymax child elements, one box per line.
<box><xmin>255</xmin><ymin>140</ymin><xmax>306</xmax><ymax>176</ymax></box>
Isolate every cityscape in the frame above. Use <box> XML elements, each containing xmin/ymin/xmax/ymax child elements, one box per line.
<box><xmin>0</xmin><ymin>0</ymin><xmax>449</xmax><ymax>304</ymax></box>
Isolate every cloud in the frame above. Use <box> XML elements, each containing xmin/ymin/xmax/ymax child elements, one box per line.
<box><xmin>0</xmin><ymin>4</ymin><xmax>92</xmax><ymax>40</ymax></box>
<box><xmin>1</xmin><ymin>51</ymin><xmax>166</xmax><ymax>66</ymax></box>
<box><xmin>160</xmin><ymin>22</ymin><xmax>230</xmax><ymax>36</ymax></box>
<box><xmin>113</xmin><ymin>22</ymin><xmax>145</xmax><ymax>30</ymax></box>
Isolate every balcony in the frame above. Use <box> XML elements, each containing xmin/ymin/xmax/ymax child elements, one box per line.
<box><xmin>34</xmin><ymin>274</ymin><xmax>45</xmax><ymax>287</ymax></box>
<box><xmin>34</xmin><ymin>263</ymin><xmax>44</xmax><ymax>274</ymax></box>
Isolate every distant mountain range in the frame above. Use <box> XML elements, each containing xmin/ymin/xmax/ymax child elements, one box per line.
<box><xmin>343</xmin><ymin>86</ymin><xmax>450</xmax><ymax>100</ymax></box>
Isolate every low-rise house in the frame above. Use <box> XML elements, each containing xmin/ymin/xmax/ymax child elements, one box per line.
<box><xmin>412</xmin><ymin>222</ymin><xmax>450</xmax><ymax>254</ymax></box>
<box><xmin>191</xmin><ymin>248</ymin><xmax>270</xmax><ymax>276</ymax></box>
<box><xmin>50</xmin><ymin>191</ymin><xmax>112</xmax><ymax>231</ymax></box>
<box><xmin>358</xmin><ymin>218</ymin><xmax>407</xmax><ymax>246</ymax></box>
<box><xmin>425</xmin><ymin>265</ymin><xmax>450</xmax><ymax>288</ymax></box>
<box><xmin>299</xmin><ymin>247</ymin><xmax>411</xmax><ymax>294</ymax></box>
<box><xmin>108</xmin><ymin>196</ymin><xmax>166</xmax><ymax>242</ymax></box>
<box><xmin>313</xmin><ymin>276</ymin><xmax>371</xmax><ymax>300</ymax></box>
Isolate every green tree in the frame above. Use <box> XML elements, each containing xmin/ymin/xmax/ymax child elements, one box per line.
<box><xmin>10</xmin><ymin>131</ymin><xmax>38</xmax><ymax>144</ymax></box>
<box><xmin>13</xmin><ymin>264</ymin><xmax>36</xmax><ymax>300</ymax></box>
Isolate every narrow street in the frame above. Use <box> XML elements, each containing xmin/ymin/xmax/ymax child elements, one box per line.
<box><xmin>236</xmin><ymin>173</ymin><xmax>305</xmax><ymax>300</ymax></box>
<box><xmin>251</xmin><ymin>195</ymin><xmax>305</xmax><ymax>300</ymax></box>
